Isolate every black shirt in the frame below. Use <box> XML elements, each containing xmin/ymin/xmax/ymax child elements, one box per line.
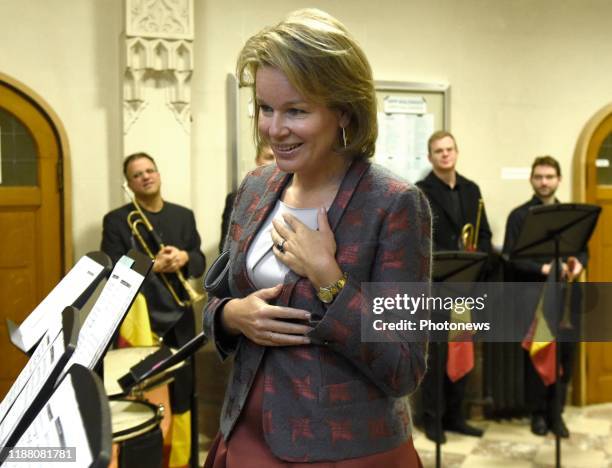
<box><xmin>101</xmin><ymin>201</ymin><xmax>206</xmax><ymax>342</ymax></box>
<box><xmin>417</xmin><ymin>171</ymin><xmax>492</xmax><ymax>253</ymax></box>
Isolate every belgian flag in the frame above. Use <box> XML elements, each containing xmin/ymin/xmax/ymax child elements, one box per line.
<box><xmin>521</xmin><ymin>267</ymin><xmax>565</xmax><ymax>386</ymax></box>
<box><xmin>119</xmin><ymin>295</ymin><xmax>191</xmax><ymax>468</ymax></box>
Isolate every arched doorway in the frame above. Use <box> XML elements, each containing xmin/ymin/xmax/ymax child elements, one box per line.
<box><xmin>0</xmin><ymin>74</ymin><xmax>71</xmax><ymax>398</ymax></box>
<box><xmin>573</xmin><ymin>103</ymin><xmax>612</xmax><ymax>404</ymax></box>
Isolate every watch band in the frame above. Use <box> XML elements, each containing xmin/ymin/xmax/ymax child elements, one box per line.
<box><xmin>316</xmin><ymin>272</ymin><xmax>348</xmax><ymax>304</ymax></box>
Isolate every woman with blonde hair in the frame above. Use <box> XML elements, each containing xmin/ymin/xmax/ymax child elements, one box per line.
<box><xmin>203</xmin><ymin>9</ymin><xmax>431</xmax><ymax>467</ymax></box>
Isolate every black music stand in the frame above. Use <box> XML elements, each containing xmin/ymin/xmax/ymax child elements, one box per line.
<box><xmin>0</xmin><ymin>306</ymin><xmax>80</xmax><ymax>463</ymax></box>
<box><xmin>430</xmin><ymin>251</ymin><xmax>488</xmax><ymax>468</ymax></box>
<box><xmin>116</xmin><ymin>333</ymin><xmax>207</xmax><ymax>394</ymax></box>
<box><xmin>509</xmin><ymin>203</ymin><xmax>600</xmax><ymax>468</ymax></box>
<box><xmin>2</xmin><ymin>364</ymin><xmax>112</xmax><ymax>467</ymax></box>
<box><xmin>69</xmin><ymin>364</ymin><xmax>113</xmax><ymax>468</ymax></box>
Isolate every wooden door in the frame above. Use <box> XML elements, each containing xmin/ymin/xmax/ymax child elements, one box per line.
<box><xmin>0</xmin><ymin>81</ymin><xmax>62</xmax><ymax>398</ymax></box>
<box><xmin>585</xmin><ymin>112</ymin><xmax>612</xmax><ymax>403</ymax></box>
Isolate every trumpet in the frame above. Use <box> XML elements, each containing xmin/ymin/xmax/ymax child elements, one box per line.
<box><xmin>460</xmin><ymin>198</ymin><xmax>484</xmax><ymax>252</ymax></box>
<box><xmin>122</xmin><ymin>184</ymin><xmax>205</xmax><ymax>308</ymax></box>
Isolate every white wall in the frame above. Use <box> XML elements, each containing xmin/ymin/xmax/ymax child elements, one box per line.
<box><xmin>193</xmin><ymin>0</ymin><xmax>612</xmax><ymax>251</ymax></box>
<box><xmin>1</xmin><ymin>0</ymin><xmax>611</xmax><ymax>264</ymax></box>
<box><xmin>0</xmin><ymin>0</ymin><xmax>123</xmax><ymax>260</ymax></box>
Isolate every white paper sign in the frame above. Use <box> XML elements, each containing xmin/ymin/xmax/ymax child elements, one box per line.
<box><xmin>501</xmin><ymin>167</ymin><xmax>531</xmax><ymax>180</ymax></box>
<box><xmin>383</xmin><ymin>95</ymin><xmax>427</xmax><ymax>114</ymax></box>
<box><xmin>375</xmin><ymin>112</ymin><xmax>434</xmax><ymax>183</ymax></box>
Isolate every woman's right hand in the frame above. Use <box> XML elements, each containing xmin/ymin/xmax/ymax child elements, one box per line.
<box><xmin>220</xmin><ymin>284</ymin><xmax>312</xmax><ymax>346</ymax></box>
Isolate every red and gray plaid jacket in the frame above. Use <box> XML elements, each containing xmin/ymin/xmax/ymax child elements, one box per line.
<box><xmin>203</xmin><ymin>159</ymin><xmax>432</xmax><ymax>462</ymax></box>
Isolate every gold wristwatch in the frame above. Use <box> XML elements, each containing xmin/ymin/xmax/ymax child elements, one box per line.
<box><xmin>316</xmin><ymin>272</ymin><xmax>348</xmax><ymax>304</ymax></box>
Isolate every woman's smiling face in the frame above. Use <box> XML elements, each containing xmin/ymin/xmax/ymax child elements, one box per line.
<box><xmin>256</xmin><ymin>66</ymin><xmax>346</xmax><ymax>176</ymax></box>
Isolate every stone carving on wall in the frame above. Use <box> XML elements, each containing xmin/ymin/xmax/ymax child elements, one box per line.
<box><xmin>127</xmin><ymin>0</ymin><xmax>193</xmax><ymax>39</ymax></box>
<box><xmin>123</xmin><ymin>0</ymin><xmax>194</xmax><ymax>134</ymax></box>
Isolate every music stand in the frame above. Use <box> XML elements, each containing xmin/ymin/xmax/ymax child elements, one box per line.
<box><xmin>430</xmin><ymin>251</ymin><xmax>488</xmax><ymax>468</ymax></box>
<box><xmin>5</xmin><ymin>364</ymin><xmax>112</xmax><ymax>468</ymax></box>
<box><xmin>115</xmin><ymin>333</ymin><xmax>207</xmax><ymax>395</ymax></box>
<box><xmin>7</xmin><ymin>251</ymin><xmax>112</xmax><ymax>354</ymax></box>
<box><xmin>0</xmin><ymin>306</ymin><xmax>80</xmax><ymax>460</ymax></box>
<box><xmin>509</xmin><ymin>203</ymin><xmax>600</xmax><ymax>468</ymax></box>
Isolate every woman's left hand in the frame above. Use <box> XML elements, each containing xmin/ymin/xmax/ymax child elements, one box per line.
<box><xmin>271</xmin><ymin>207</ymin><xmax>342</xmax><ymax>288</ymax></box>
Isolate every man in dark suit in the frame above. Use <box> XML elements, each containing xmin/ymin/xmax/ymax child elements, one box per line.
<box><xmin>102</xmin><ymin>152</ymin><xmax>206</xmax><ymax>346</ymax></box>
<box><xmin>502</xmin><ymin>155</ymin><xmax>585</xmax><ymax>438</ymax></box>
<box><xmin>417</xmin><ymin>130</ymin><xmax>492</xmax><ymax>443</ymax></box>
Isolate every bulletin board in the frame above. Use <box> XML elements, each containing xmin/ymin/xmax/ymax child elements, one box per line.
<box><xmin>227</xmin><ymin>75</ymin><xmax>450</xmax><ymax>190</ymax></box>
<box><xmin>374</xmin><ymin>81</ymin><xmax>450</xmax><ymax>183</ymax></box>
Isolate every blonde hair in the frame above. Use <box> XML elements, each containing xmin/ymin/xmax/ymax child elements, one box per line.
<box><xmin>427</xmin><ymin>130</ymin><xmax>458</xmax><ymax>155</ymax></box>
<box><xmin>236</xmin><ymin>9</ymin><xmax>377</xmax><ymax>159</ymax></box>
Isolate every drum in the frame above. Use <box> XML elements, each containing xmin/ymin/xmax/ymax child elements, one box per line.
<box><xmin>104</xmin><ymin>347</ymin><xmax>184</xmax><ymax>398</ymax></box>
<box><xmin>104</xmin><ymin>347</ymin><xmax>184</xmax><ymax>448</ymax></box>
<box><xmin>109</xmin><ymin>399</ymin><xmax>163</xmax><ymax>468</ymax></box>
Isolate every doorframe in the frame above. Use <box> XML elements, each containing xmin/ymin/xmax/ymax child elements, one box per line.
<box><xmin>572</xmin><ymin>103</ymin><xmax>612</xmax><ymax>201</ymax></box>
<box><xmin>0</xmin><ymin>72</ymin><xmax>73</xmax><ymax>272</ymax></box>
<box><xmin>571</xmin><ymin>102</ymin><xmax>612</xmax><ymax>405</ymax></box>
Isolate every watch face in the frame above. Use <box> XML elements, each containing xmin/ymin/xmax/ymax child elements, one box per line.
<box><xmin>318</xmin><ymin>289</ymin><xmax>333</xmax><ymax>303</ymax></box>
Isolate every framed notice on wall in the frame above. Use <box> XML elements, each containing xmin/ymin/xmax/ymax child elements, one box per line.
<box><xmin>374</xmin><ymin>81</ymin><xmax>450</xmax><ymax>183</ymax></box>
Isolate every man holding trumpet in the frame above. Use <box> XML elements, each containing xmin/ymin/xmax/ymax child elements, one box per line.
<box><xmin>416</xmin><ymin>131</ymin><xmax>492</xmax><ymax>443</ymax></box>
<box><xmin>101</xmin><ymin>152</ymin><xmax>206</xmax><ymax>466</ymax></box>
<box><xmin>102</xmin><ymin>151</ymin><xmax>206</xmax><ymax>345</ymax></box>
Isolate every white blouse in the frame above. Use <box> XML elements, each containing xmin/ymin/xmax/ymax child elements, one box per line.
<box><xmin>246</xmin><ymin>200</ymin><xmax>319</xmax><ymax>290</ymax></box>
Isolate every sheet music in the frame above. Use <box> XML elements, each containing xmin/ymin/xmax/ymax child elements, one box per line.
<box><xmin>6</xmin><ymin>374</ymin><xmax>93</xmax><ymax>468</ymax></box>
<box><xmin>15</xmin><ymin>256</ymin><xmax>105</xmax><ymax>352</ymax></box>
<box><xmin>0</xmin><ymin>327</ymin><xmax>65</xmax><ymax>448</ymax></box>
<box><xmin>62</xmin><ymin>258</ymin><xmax>145</xmax><ymax>376</ymax></box>
<box><xmin>0</xmin><ymin>322</ymin><xmax>60</xmax><ymax>424</ymax></box>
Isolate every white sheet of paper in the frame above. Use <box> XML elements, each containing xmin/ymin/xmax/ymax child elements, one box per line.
<box><xmin>0</xmin><ymin>324</ymin><xmax>59</xmax><ymax>425</ymax></box>
<box><xmin>62</xmin><ymin>259</ymin><xmax>145</xmax><ymax>376</ymax></box>
<box><xmin>13</xmin><ymin>374</ymin><xmax>93</xmax><ymax>468</ymax></box>
<box><xmin>375</xmin><ymin>112</ymin><xmax>434</xmax><ymax>183</ymax></box>
<box><xmin>0</xmin><ymin>326</ymin><xmax>65</xmax><ymax>448</ymax></box>
<box><xmin>16</xmin><ymin>256</ymin><xmax>105</xmax><ymax>352</ymax></box>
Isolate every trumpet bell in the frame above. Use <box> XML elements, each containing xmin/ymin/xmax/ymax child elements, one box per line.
<box><xmin>461</xmin><ymin>223</ymin><xmax>476</xmax><ymax>251</ymax></box>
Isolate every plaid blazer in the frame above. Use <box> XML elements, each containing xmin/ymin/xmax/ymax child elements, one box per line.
<box><xmin>203</xmin><ymin>159</ymin><xmax>432</xmax><ymax>462</ymax></box>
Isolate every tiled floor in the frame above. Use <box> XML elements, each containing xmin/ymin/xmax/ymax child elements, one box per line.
<box><xmin>197</xmin><ymin>404</ymin><xmax>612</xmax><ymax>467</ymax></box>
<box><xmin>414</xmin><ymin>404</ymin><xmax>612</xmax><ymax>467</ymax></box>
